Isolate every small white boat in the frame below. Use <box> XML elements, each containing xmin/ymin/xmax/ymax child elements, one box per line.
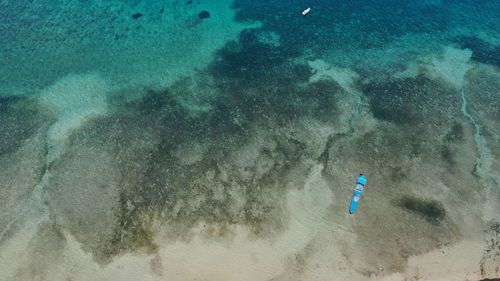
<box><xmin>302</xmin><ymin>7</ymin><xmax>311</xmax><ymax>15</ymax></box>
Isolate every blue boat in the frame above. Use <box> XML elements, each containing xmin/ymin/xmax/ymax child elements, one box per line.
<box><xmin>349</xmin><ymin>174</ymin><xmax>367</xmax><ymax>214</ymax></box>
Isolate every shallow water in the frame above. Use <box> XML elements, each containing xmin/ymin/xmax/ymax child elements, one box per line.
<box><xmin>1</xmin><ymin>0</ymin><xmax>499</xmax><ymax>280</ymax></box>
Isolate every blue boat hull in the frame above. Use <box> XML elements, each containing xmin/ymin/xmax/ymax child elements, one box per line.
<box><xmin>349</xmin><ymin>190</ymin><xmax>362</xmax><ymax>214</ymax></box>
<box><xmin>349</xmin><ymin>175</ymin><xmax>367</xmax><ymax>214</ymax></box>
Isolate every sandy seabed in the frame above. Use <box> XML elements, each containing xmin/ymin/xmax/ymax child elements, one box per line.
<box><xmin>1</xmin><ymin>0</ymin><xmax>500</xmax><ymax>280</ymax></box>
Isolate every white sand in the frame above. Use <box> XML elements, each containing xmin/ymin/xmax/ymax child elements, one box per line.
<box><xmin>0</xmin><ymin>215</ymin><xmax>49</xmax><ymax>280</ymax></box>
<box><xmin>380</xmin><ymin>240</ymin><xmax>485</xmax><ymax>281</ymax></box>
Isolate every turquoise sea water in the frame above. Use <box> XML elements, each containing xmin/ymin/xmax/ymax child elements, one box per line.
<box><xmin>1</xmin><ymin>0</ymin><xmax>500</xmax><ymax>280</ymax></box>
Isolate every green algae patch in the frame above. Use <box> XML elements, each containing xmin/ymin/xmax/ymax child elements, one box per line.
<box><xmin>111</xmin><ymin>193</ymin><xmax>160</xmax><ymax>256</ymax></box>
<box><xmin>129</xmin><ymin>219</ymin><xmax>158</xmax><ymax>254</ymax></box>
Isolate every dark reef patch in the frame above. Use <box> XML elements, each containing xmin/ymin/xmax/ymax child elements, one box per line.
<box><xmin>362</xmin><ymin>75</ymin><xmax>454</xmax><ymax>125</ymax></box>
<box><xmin>59</xmin><ymin>50</ymin><xmax>342</xmax><ymax>258</ymax></box>
<box><xmin>113</xmin><ymin>192</ymin><xmax>158</xmax><ymax>253</ymax></box>
<box><xmin>0</xmin><ymin>96</ymin><xmax>52</xmax><ymax>156</ymax></box>
<box><xmin>480</xmin><ymin>222</ymin><xmax>500</xmax><ymax>277</ymax></box>
<box><xmin>49</xmin><ymin>19</ymin><xmax>347</xmax><ymax>258</ymax></box>
<box><xmin>455</xmin><ymin>36</ymin><xmax>500</xmax><ymax>68</ymax></box>
<box><xmin>36</xmin><ymin>0</ymin><xmax>484</xmax><ymax>268</ymax></box>
<box><xmin>208</xmin><ymin>28</ymin><xmax>339</xmax><ymax>126</ymax></box>
<box><xmin>440</xmin><ymin>145</ymin><xmax>455</xmax><ymax>166</ymax></box>
<box><xmin>439</xmin><ymin>123</ymin><xmax>465</xmax><ymax>166</ymax></box>
<box><xmin>397</xmin><ymin>196</ymin><xmax>446</xmax><ymax>224</ymax></box>
<box><xmin>491</xmin><ymin>223</ymin><xmax>500</xmax><ymax>236</ymax></box>
<box><xmin>198</xmin><ymin>10</ymin><xmax>210</xmax><ymax>19</ymax></box>
<box><xmin>209</xmin><ymin>29</ymin><xmax>300</xmax><ymax>83</ymax></box>
<box><xmin>444</xmin><ymin>123</ymin><xmax>464</xmax><ymax>143</ymax></box>
<box><xmin>131</xmin><ymin>12</ymin><xmax>143</xmax><ymax>20</ymax></box>
<box><xmin>231</xmin><ymin>0</ymin><xmax>452</xmax><ymax>66</ymax></box>
<box><xmin>354</xmin><ymin>124</ymin><xmax>433</xmax><ymax>167</ymax></box>
<box><xmin>390</xmin><ymin>166</ymin><xmax>408</xmax><ymax>182</ymax></box>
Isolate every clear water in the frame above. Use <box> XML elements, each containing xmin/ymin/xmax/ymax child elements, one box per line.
<box><xmin>1</xmin><ymin>0</ymin><xmax>499</xmax><ymax>280</ymax></box>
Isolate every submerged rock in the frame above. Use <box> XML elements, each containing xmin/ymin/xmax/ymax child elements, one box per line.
<box><xmin>131</xmin><ymin>13</ymin><xmax>143</xmax><ymax>20</ymax></box>
<box><xmin>397</xmin><ymin>196</ymin><xmax>446</xmax><ymax>224</ymax></box>
<box><xmin>198</xmin><ymin>10</ymin><xmax>210</xmax><ymax>19</ymax></box>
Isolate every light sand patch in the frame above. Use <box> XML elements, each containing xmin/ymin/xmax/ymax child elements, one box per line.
<box><xmin>2</xmin><ymin>219</ymin><xmax>155</xmax><ymax>281</ymax></box>
<box><xmin>1</xmin><ymin>73</ymin><xmax>113</xmax><ymax>251</ymax></box>
<box><xmin>316</xmin><ymin>32</ymin><xmax>444</xmax><ymax>80</ymax></box>
<box><xmin>392</xmin><ymin>62</ymin><xmax>422</xmax><ymax>79</ymax></box>
<box><xmin>155</xmin><ymin>164</ymin><xmax>332</xmax><ymax>281</ymax></box>
<box><xmin>0</xmin><ymin>214</ymin><xmax>49</xmax><ymax>281</ymax></box>
<box><xmin>38</xmin><ymin>73</ymin><xmax>112</xmax><ymax>163</ymax></box>
<box><xmin>449</xmin><ymin>25</ymin><xmax>500</xmax><ymax>46</ymax></box>
<box><xmin>46</xmin><ymin>145</ymin><xmax>123</xmax><ymax>254</ymax></box>
<box><xmin>41</xmin><ymin>233</ymin><xmax>156</xmax><ymax>281</ymax></box>
<box><xmin>308</xmin><ymin>59</ymin><xmax>360</xmax><ymax>94</ymax></box>
<box><xmin>256</xmin><ymin>30</ymin><xmax>281</xmax><ymax>47</ymax></box>
<box><xmin>1</xmin><ymin>164</ymin><xmax>331</xmax><ymax>281</ymax></box>
<box><xmin>380</xmin><ymin>240</ymin><xmax>484</xmax><ymax>281</ymax></box>
<box><xmin>463</xmin><ymin>65</ymin><xmax>500</xmax><ymax>222</ymax></box>
<box><xmin>174</xmin><ymin>141</ymin><xmax>208</xmax><ymax>165</ymax></box>
<box><xmin>426</xmin><ymin>47</ymin><xmax>473</xmax><ymax>90</ymax></box>
<box><xmin>0</xmin><ymin>132</ymin><xmax>46</xmax><ymax>238</ymax></box>
<box><xmin>395</xmin><ymin>46</ymin><xmax>473</xmax><ymax>90</ymax></box>
<box><xmin>308</xmin><ymin>59</ymin><xmax>365</xmax><ymax>129</ymax></box>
